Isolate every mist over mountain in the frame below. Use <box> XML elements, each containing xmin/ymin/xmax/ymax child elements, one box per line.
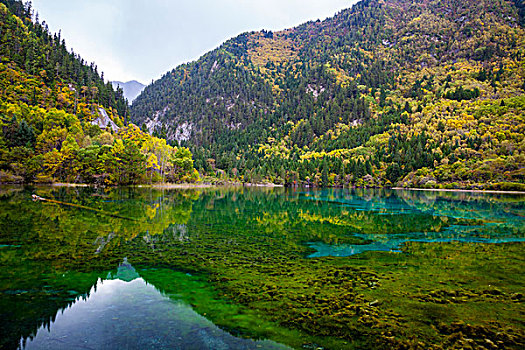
<box><xmin>111</xmin><ymin>80</ymin><xmax>146</xmax><ymax>103</ymax></box>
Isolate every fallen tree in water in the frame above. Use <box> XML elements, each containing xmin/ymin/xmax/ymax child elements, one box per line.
<box><xmin>32</xmin><ymin>194</ymin><xmax>138</xmax><ymax>221</ymax></box>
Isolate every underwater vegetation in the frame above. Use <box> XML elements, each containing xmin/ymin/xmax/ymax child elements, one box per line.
<box><xmin>0</xmin><ymin>186</ymin><xmax>523</xmax><ymax>349</ymax></box>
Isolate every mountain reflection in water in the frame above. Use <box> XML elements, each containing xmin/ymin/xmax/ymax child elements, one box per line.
<box><xmin>22</xmin><ymin>261</ymin><xmax>289</xmax><ymax>350</ymax></box>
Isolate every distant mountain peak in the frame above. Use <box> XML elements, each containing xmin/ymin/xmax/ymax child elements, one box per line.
<box><xmin>111</xmin><ymin>80</ymin><xmax>146</xmax><ymax>103</ymax></box>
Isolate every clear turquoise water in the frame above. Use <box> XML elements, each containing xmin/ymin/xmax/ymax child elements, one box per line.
<box><xmin>301</xmin><ymin>189</ymin><xmax>525</xmax><ymax>257</ymax></box>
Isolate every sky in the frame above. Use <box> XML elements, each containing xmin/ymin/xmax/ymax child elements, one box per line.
<box><xmin>31</xmin><ymin>0</ymin><xmax>358</xmax><ymax>84</ymax></box>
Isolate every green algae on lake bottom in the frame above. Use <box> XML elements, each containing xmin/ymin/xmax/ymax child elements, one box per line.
<box><xmin>0</xmin><ymin>186</ymin><xmax>523</xmax><ymax>349</ymax></box>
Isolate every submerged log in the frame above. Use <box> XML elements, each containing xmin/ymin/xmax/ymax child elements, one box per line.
<box><xmin>32</xmin><ymin>194</ymin><xmax>138</xmax><ymax>221</ymax></box>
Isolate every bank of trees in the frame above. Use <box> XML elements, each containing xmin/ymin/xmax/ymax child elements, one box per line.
<box><xmin>0</xmin><ymin>104</ymin><xmax>198</xmax><ymax>184</ymax></box>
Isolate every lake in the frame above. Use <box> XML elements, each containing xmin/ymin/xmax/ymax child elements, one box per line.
<box><xmin>0</xmin><ymin>186</ymin><xmax>523</xmax><ymax>349</ymax></box>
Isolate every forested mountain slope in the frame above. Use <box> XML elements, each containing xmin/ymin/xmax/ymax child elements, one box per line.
<box><xmin>0</xmin><ymin>0</ymin><xmax>198</xmax><ymax>184</ymax></box>
<box><xmin>132</xmin><ymin>0</ymin><xmax>525</xmax><ymax>189</ymax></box>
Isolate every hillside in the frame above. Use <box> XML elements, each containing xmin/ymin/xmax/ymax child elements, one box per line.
<box><xmin>0</xmin><ymin>0</ymin><xmax>198</xmax><ymax>185</ymax></box>
<box><xmin>111</xmin><ymin>80</ymin><xmax>145</xmax><ymax>103</ymax></box>
<box><xmin>131</xmin><ymin>0</ymin><xmax>525</xmax><ymax>190</ymax></box>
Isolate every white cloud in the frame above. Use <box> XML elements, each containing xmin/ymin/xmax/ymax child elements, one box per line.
<box><xmin>31</xmin><ymin>0</ymin><xmax>358</xmax><ymax>83</ymax></box>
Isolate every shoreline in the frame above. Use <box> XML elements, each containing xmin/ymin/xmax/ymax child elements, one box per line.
<box><xmin>143</xmin><ymin>182</ymin><xmax>285</xmax><ymax>189</ymax></box>
<box><xmin>2</xmin><ymin>182</ymin><xmax>524</xmax><ymax>195</ymax></box>
<box><xmin>50</xmin><ymin>182</ymin><xmax>90</xmax><ymax>187</ymax></box>
<box><xmin>13</xmin><ymin>182</ymin><xmax>283</xmax><ymax>189</ymax></box>
<box><xmin>141</xmin><ymin>183</ymin><xmax>216</xmax><ymax>189</ymax></box>
<box><xmin>392</xmin><ymin>187</ymin><xmax>525</xmax><ymax>195</ymax></box>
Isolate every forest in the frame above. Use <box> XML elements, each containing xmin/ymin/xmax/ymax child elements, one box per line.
<box><xmin>0</xmin><ymin>0</ymin><xmax>199</xmax><ymax>185</ymax></box>
<box><xmin>132</xmin><ymin>0</ymin><xmax>525</xmax><ymax>190</ymax></box>
<box><xmin>1</xmin><ymin>0</ymin><xmax>524</xmax><ymax>189</ymax></box>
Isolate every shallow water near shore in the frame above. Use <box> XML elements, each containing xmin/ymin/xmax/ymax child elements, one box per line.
<box><xmin>1</xmin><ymin>186</ymin><xmax>524</xmax><ymax>349</ymax></box>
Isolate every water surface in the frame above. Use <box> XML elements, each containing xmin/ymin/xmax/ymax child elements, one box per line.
<box><xmin>0</xmin><ymin>186</ymin><xmax>523</xmax><ymax>349</ymax></box>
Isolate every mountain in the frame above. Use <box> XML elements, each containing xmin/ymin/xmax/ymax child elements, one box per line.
<box><xmin>111</xmin><ymin>80</ymin><xmax>146</xmax><ymax>103</ymax></box>
<box><xmin>0</xmin><ymin>0</ymin><xmax>198</xmax><ymax>185</ymax></box>
<box><xmin>131</xmin><ymin>0</ymin><xmax>525</xmax><ymax>190</ymax></box>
